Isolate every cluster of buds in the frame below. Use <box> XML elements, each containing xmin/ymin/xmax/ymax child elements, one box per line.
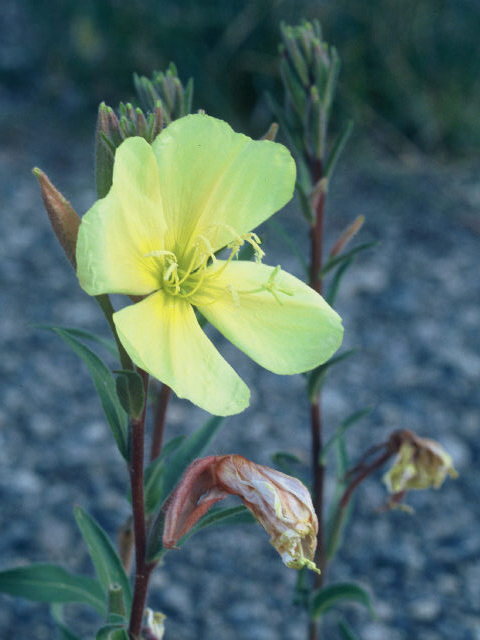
<box><xmin>163</xmin><ymin>455</ymin><xmax>320</xmax><ymax>573</ymax></box>
<box><xmin>278</xmin><ymin>20</ymin><xmax>341</xmax><ymax>165</ymax></box>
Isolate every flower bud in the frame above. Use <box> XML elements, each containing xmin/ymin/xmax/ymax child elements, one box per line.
<box><xmin>163</xmin><ymin>455</ymin><xmax>319</xmax><ymax>573</ymax></box>
<box><xmin>383</xmin><ymin>431</ymin><xmax>458</xmax><ymax>494</ymax></box>
<box><xmin>33</xmin><ymin>168</ymin><xmax>80</xmax><ymax>269</ymax></box>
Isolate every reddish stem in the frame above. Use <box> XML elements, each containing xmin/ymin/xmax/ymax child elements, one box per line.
<box><xmin>128</xmin><ymin>369</ymin><xmax>152</xmax><ymax>639</ymax></box>
<box><xmin>150</xmin><ymin>384</ymin><xmax>171</xmax><ymax>462</ymax></box>
<box><xmin>308</xmin><ymin>161</ymin><xmax>326</xmax><ymax>640</ymax></box>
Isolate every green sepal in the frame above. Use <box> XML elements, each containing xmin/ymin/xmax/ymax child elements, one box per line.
<box><xmin>0</xmin><ymin>564</ymin><xmax>106</xmax><ymax>616</ymax></box>
<box><xmin>319</xmin><ymin>407</ymin><xmax>372</xmax><ymax>466</ymax></box>
<box><xmin>74</xmin><ymin>506</ymin><xmax>132</xmax><ymax>616</ymax></box>
<box><xmin>50</xmin><ymin>604</ymin><xmax>82</xmax><ymax>640</ymax></box>
<box><xmin>310</xmin><ymin>582</ymin><xmax>375</xmax><ymax>621</ymax></box>
<box><xmin>95</xmin><ymin>624</ymin><xmax>129</xmax><ymax>640</ymax></box>
<box><xmin>146</xmin><ymin>416</ymin><xmax>225</xmax><ymax>561</ymax></box>
<box><xmin>95</xmin><ymin>102</ymin><xmax>116</xmax><ymax>199</ymax></box>
<box><xmin>144</xmin><ymin>435</ymin><xmax>187</xmax><ymax>515</ymax></box>
<box><xmin>338</xmin><ymin>618</ymin><xmax>361</xmax><ymax>640</ymax></box>
<box><xmin>52</xmin><ymin>328</ymin><xmax>129</xmax><ymax>459</ymax></box>
<box><xmin>114</xmin><ymin>369</ymin><xmax>145</xmax><ymax>419</ymax></box>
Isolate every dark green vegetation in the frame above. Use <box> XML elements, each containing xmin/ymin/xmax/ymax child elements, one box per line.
<box><xmin>6</xmin><ymin>0</ymin><xmax>480</xmax><ymax>155</ymax></box>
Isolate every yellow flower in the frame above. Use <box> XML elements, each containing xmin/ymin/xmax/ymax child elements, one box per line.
<box><xmin>163</xmin><ymin>455</ymin><xmax>319</xmax><ymax>573</ymax></box>
<box><xmin>76</xmin><ymin>114</ymin><xmax>343</xmax><ymax>415</ymax></box>
<box><xmin>383</xmin><ymin>433</ymin><xmax>458</xmax><ymax>493</ymax></box>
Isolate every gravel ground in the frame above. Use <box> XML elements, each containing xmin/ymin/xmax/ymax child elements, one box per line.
<box><xmin>0</xmin><ymin>100</ymin><xmax>479</xmax><ymax>639</ymax></box>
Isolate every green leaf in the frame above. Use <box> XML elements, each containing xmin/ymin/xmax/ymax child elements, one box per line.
<box><xmin>114</xmin><ymin>369</ymin><xmax>145</xmax><ymax>419</ymax></box>
<box><xmin>53</xmin><ymin>328</ymin><xmax>129</xmax><ymax>459</ymax></box>
<box><xmin>319</xmin><ymin>408</ymin><xmax>372</xmax><ymax>466</ymax></box>
<box><xmin>146</xmin><ymin>416</ymin><xmax>224</xmax><ymax>560</ymax></box>
<box><xmin>184</xmin><ymin>505</ymin><xmax>254</xmax><ymax>540</ymax></box>
<box><xmin>34</xmin><ymin>324</ymin><xmax>118</xmax><ymax>359</ymax></box>
<box><xmin>308</xmin><ymin>349</ymin><xmax>358</xmax><ymax>401</ymax></box>
<box><xmin>270</xmin><ymin>451</ymin><xmax>305</xmax><ymax>478</ymax></box>
<box><xmin>325</xmin><ymin>120</ymin><xmax>353</xmax><ymax>179</ymax></box>
<box><xmin>338</xmin><ymin>618</ymin><xmax>361</xmax><ymax>640</ymax></box>
<box><xmin>0</xmin><ymin>564</ymin><xmax>105</xmax><ymax>616</ymax></box>
<box><xmin>320</xmin><ymin>241</ymin><xmax>378</xmax><ymax>277</ymax></box>
<box><xmin>158</xmin><ymin>415</ymin><xmax>224</xmax><ymax>509</ymax></box>
<box><xmin>144</xmin><ymin>435</ymin><xmax>187</xmax><ymax>514</ymax></box>
<box><xmin>51</xmin><ymin>604</ymin><xmax>82</xmax><ymax>640</ymax></box>
<box><xmin>325</xmin><ymin>258</ymin><xmax>353</xmax><ymax>306</ymax></box>
<box><xmin>74</xmin><ymin>506</ymin><xmax>132</xmax><ymax>615</ymax></box>
<box><xmin>95</xmin><ymin>624</ymin><xmax>129</xmax><ymax>640</ymax></box>
<box><xmin>310</xmin><ymin>582</ymin><xmax>375</xmax><ymax>621</ymax></box>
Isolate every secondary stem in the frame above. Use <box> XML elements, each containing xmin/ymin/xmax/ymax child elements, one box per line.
<box><xmin>128</xmin><ymin>369</ymin><xmax>153</xmax><ymax>638</ymax></box>
<box><xmin>150</xmin><ymin>384</ymin><xmax>171</xmax><ymax>462</ymax></box>
<box><xmin>309</xmin><ymin>162</ymin><xmax>326</xmax><ymax>640</ymax></box>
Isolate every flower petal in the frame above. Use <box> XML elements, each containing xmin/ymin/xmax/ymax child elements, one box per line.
<box><xmin>151</xmin><ymin>114</ymin><xmax>295</xmax><ymax>259</ymax></box>
<box><xmin>76</xmin><ymin>137</ymin><xmax>167</xmax><ymax>296</ymax></box>
<box><xmin>197</xmin><ymin>261</ymin><xmax>343</xmax><ymax>374</ymax></box>
<box><xmin>113</xmin><ymin>291</ymin><xmax>250</xmax><ymax>416</ymax></box>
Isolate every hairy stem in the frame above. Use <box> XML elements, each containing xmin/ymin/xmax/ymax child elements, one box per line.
<box><xmin>150</xmin><ymin>384</ymin><xmax>171</xmax><ymax>462</ymax></box>
<box><xmin>128</xmin><ymin>369</ymin><xmax>152</xmax><ymax>638</ymax></box>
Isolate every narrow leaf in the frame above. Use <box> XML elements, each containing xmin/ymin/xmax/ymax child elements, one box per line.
<box><xmin>74</xmin><ymin>506</ymin><xmax>132</xmax><ymax>615</ymax></box>
<box><xmin>147</xmin><ymin>416</ymin><xmax>224</xmax><ymax>560</ymax></box>
<box><xmin>320</xmin><ymin>241</ymin><xmax>378</xmax><ymax>277</ymax></box>
<box><xmin>270</xmin><ymin>451</ymin><xmax>305</xmax><ymax>477</ymax></box>
<box><xmin>54</xmin><ymin>329</ymin><xmax>128</xmax><ymax>459</ymax></box>
<box><xmin>144</xmin><ymin>435</ymin><xmax>187</xmax><ymax>515</ymax></box>
<box><xmin>0</xmin><ymin>564</ymin><xmax>105</xmax><ymax>616</ymax></box>
<box><xmin>325</xmin><ymin>120</ymin><xmax>353</xmax><ymax>179</ymax></box>
<box><xmin>96</xmin><ymin>625</ymin><xmax>129</xmax><ymax>640</ymax></box>
<box><xmin>51</xmin><ymin>604</ymin><xmax>82</xmax><ymax>640</ymax></box>
<box><xmin>310</xmin><ymin>582</ymin><xmax>375</xmax><ymax>620</ymax></box>
<box><xmin>308</xmin><ymin>349</ymin><xmax>358</xmax><ymax>400</ymax></box>
<box><xmin>114</xmin><ymin>370</ymin><xmax>145</xmax><ymax>419</ymax></box>
<box><xmin>319</xmin><ymin>408</ymin><xmax>372</xmax><ymax>466</ymax></box>
<box><xmin>35</xmin><ymin>324</ymin><xmax>118</xmax><ymax>358</ymax></box>
<box><xmin>325</xmin><ymin>258</ymin><xmax>353</xmax><ymax>306</ymax></box>
<box><xmin>338</xmin><ymin>618</ymin><xmax>361</xmax><ymax>640</ymax></box>
<box><xmin>158</xmin><ymin>415</ymin><xmax>224</xmax><ymax>508</ymax></box>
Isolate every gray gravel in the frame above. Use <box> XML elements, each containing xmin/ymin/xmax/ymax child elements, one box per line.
<box><xmin>0</xmin><ymin>102</ymin><xmax>479</xmax><ymax>639</ymax></box>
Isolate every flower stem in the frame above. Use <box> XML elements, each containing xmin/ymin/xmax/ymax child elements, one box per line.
<box><xmin>150</xmin><ymin>383</ymin><xmax>171</xmax><ymax>462</ymax></box>
<box><xmin>128</xmin><ymin>369</ymin><xmax>153</xmax><ymax>639</ymax></box>
<box><xmin>309</xmin><ymin>161</ymin><xmax>326</xmax><ymax>640</ymax></box>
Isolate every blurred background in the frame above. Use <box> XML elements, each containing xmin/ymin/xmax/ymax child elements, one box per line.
<box><xmin>1</xmin><ymin>1</ymin><xmax>479</xmax><ymax>639</ymax></box>
<box><xmin>2</xmin><ymin>0</ymin><xmax>480</xmax><ymax>155</ymax></box>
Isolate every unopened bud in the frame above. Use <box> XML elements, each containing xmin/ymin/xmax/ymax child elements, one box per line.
<box><xmin>142</xmin><ymin>609</ymin><xmax>166</xmax><ymax>640</ymax></box>
<box><xmin>33</xmin><ymin>168</ymin><xmax>80</xmax><ymax>269</ymax></box>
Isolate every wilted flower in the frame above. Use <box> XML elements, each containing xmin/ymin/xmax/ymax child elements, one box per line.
<box><xmin>163</xmin><ymin>454</ymin><xmax>319</xmax><ymax>573</ymax></box>
<box><xmin>383</xmin><ymin>431</ymin><xmax>458</xmax><ymax>494</ymax></box>
<box><xmin>76</xmin><ymin>114</ymin><xmax>343</xmax><ymax>416</ymax></box>
<box><xmin>142</xmin><ymin>608</ymin><xmax>166</xmax><ymax>640</ymax></box>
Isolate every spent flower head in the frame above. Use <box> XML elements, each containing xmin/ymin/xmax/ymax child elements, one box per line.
<box><xmin>163</xmin><ymin>454</ymin><xmax>319</xmax><ymax>573</ymax></box>
<box><xmin>383</xmin><ymin>431</ymin><xmax>458</xmax><ymax>495</ymax></box>
<box><xmin>76</xmin><ymin>114</ymin><xmax>343</xmax><ymax>415</ymax></box>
